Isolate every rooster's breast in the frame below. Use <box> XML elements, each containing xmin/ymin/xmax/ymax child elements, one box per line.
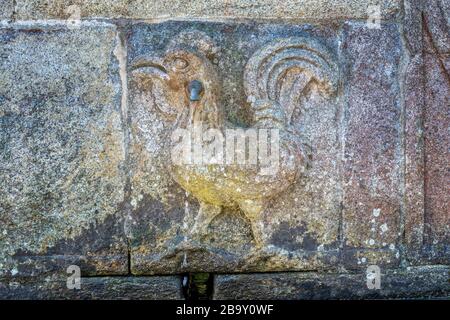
<box><xmin>170</xmin><ymin>163</ymin><xmax>295</xmax><ymax>208</ymax></box>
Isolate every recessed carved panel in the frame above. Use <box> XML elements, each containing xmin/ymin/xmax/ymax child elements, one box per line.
<box><xmin>127</xmin><ymin>21</ymin><xmax>342</xmax><ymax>273</ymax></box>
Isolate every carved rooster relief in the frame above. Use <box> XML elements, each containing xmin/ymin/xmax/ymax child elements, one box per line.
<box><xmin>131</xmin><ymin>31</ymin><xmax>337</xmax><ymax>246</ymax></box>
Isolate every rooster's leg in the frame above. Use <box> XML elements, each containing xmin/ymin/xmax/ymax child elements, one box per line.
<box><xmin>239</xmin><ymin>199</ymin><xmax>266</xmax><ymax>248</ymax></box>
<box><xmin>192</xmin><ymin>202</ymin><xmax>222</xmax><ymax>238</ymax></box>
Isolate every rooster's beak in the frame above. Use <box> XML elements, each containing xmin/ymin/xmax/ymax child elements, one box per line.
<box><xmin>130</xmin><ymin>55</ymin><xmax>169</xmax><ymax>82</ymax></box>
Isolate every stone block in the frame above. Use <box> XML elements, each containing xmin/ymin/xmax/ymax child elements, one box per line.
<box><xmin>421</xmin><ymin>52</ymin><xmax>450</xmax><ymax>264</ymax></box>
<box><xmin>14</xmin><ymin>0</ymin><xmax>401</xmax><ymax>21</ymax></box>
<box><xmin>0</xmin><ymin>23</ymin><xmax>128</xmax><ymax>277</ymax></box>
<box><xmin>214</xmin><ymin>266</ymin><xmax>450</xmax><ymax>299</ymax></box>
<box><xmin>341</xmin><ymin>22</ymin><xmax>403</xmax><ymax>268</ymax></box>
<box><xmin>0</xmin><ymin>276</ymin><xmax>183</xmax><ymax>299</ymax></box>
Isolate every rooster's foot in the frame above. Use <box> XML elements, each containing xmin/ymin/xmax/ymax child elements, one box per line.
<box><xmin>239</xmin><ymin>199</ymin><xmax>266</xmax><ymax>249</ymax></box>
<box><xmin>191</xmin><ymin>202</ymin><xmax>222</xmax><ymax>239</ymax></box>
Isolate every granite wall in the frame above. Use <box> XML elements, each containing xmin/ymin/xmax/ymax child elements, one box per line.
<box><xmin>0</xmin><ymin>0</ymin><xmax>448</xmax><ymax>299</ymax></box>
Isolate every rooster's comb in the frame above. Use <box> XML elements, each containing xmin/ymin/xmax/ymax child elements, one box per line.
<box><xmin>167</xmin><ymin>30</ymin><xmax>220</xmax><ymax>61</ymax></box>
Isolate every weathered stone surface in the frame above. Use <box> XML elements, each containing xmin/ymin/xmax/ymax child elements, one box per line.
<box><xmin>0</xmin><ymin>23</ymin><xmax>128</xmax><ymax>277</ymax></box>
<box><xmin>0</xmin><ymin>276</ymin><xmax>183</xmax><ymax>299</ymax></box>
<box><xmin>421</xmin><ymin>50</ymin><xmax>450</xmax><ymax>263</ymax></box>
<box><xmin>402</xmin><ymin>0</ymin><xmax>424</xmax><ymax>263</ymax></box>
<box><xmin>402</xmin><ymin>0</ymin><xmax>450</xmax><ymax>265</ymax></box>
<box><xmin>8</xmin><ymin>212</ymin><xmax>129</xmax><ymax>277</ymax></box>
<box><xmin>402</xmin><ymin>1</ymin><xmax>450</xmax><ymax>265</ymax></box>
<box><xmin>14</xmin><ymin>0</ymin><xmax>401</xmax><ymax>21</ymax></box>
<box><xmin>214</xmin><ymin>266</ymin><xmax>450</xmax><ymax>299</ymax></box>
<box><xmin>341</xmin><ymin>22</ymin><xmax>403</xmax><ymax>268</ymax></box>
<box><xmin>127</xmin><ymin>21</ymin><xmax>342</xmax><ymax>274</ymax></box>
<box><xmin>418</xmin><ymin>1</ymin><xmax>450</xmax><ymax>264</ymax></box>
<box><xmin>0</xmin><ymin>0</ymin><xmax>14</xmax><ymax>20</ymax></box>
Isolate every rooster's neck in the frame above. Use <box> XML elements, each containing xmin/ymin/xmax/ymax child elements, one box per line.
<box><xmin>187</xmin><ymin>93</ymin><xmax>224</xmax><ymax>129</ymax></box>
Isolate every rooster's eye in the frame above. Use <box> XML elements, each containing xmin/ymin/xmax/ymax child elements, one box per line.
<box><xmin>171</xmin><ymin>57</ymin><xmax>189</xmax><ymax>71</ymax></box>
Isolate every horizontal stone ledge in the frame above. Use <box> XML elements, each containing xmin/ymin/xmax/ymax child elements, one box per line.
<box><xmin>213</xmin><ymin>266</ymin><xmax>450</xmax><ymax>299</ymax></box>
<box><xmin>1</xmin><ymin>267</ymin><xmax>448</xmax><ymax>299</ymax></box>
<box><xmin>13</xmin><ymin>0</ymin><xmax>401</xmax><ymax>21</ymax></box>
<box><xmin>0</xmin><ymin>276</ymin><xmax>184</xmax><ymax>299</ymax></box>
